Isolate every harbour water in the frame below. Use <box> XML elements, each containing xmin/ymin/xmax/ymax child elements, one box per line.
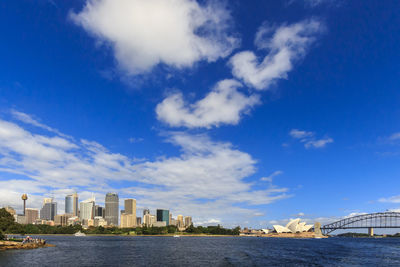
<box><xmin>1</xmin><ymin>236</ymin><xmax>400</xmax><ymax>266</ymax></box>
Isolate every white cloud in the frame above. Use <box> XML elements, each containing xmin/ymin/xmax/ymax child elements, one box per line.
<box><xmin>289</xmin><ymin>128</ymin><xmax>333</xmax><ymax>149</ymax></box>
<box><xmin>379</xmin><ymin>195</ymin><xmax>400</xmax><ymax>203</ymax></box>
<box><xmin>260</xmin><ymin>170</ymin><xmax>283</xmax><ymax>182</ymax></box>
<box><xmin>289</xmin><ymin>129</ymin><xmax>314</xmax><ymax>139</ymax></box>
<box><xmin>0</xmin><ymin>114</ymin><xmax>289</xmax><ymax>225</ymax></box>
<box><xmin>304</xmin><ymin>137</ymin><xmax>333</xmax><ymax>149</ymax></box>
<box><xmin>70</xmin><ymin>0</ymin><xmax>239</xmax><ymax>75</ymax></box>
<box><xmin>156</xmin><ymin>79</ymin><xmax>260</xmax><ymax>128</ymax></box>
<box><xmin>10</xmin><ymin>109</ymin><xmax>71</xmax><ymax>139</ymax></box>
<box><xmin>229</xmin><ymin>19</ymin><xmax>323</xmax><ymax>90</ymax></box>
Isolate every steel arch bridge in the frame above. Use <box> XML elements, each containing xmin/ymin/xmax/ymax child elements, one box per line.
<box><xmin>321</xmin><ymin>212</ymin><xmax>400</xmax><ymax>235</ymax></box>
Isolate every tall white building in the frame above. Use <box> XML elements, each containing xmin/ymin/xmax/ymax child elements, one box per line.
<box><xmin>80</xmin><ymin>197</ymin><xmax>95</xmax><ymax>221</ymax></box>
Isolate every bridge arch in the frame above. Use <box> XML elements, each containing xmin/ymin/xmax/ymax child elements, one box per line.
<box><xmin>321</xmin><ymin>212</ymin><xmax>400</xmax><ymax>235</ymax></box>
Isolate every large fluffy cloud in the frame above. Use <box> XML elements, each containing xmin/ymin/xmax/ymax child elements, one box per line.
<box><xmin>156</xmin><ymin>79</ymin><xmax>260</xmax><ymax>128</ymax></box>
<box><xmin>70</xmin><ymin>0</ymin><xmax>239</xmax><ymax>74</ymax></box>
<box><xmin>0</xmin><ymin>112</ymin><xmax>289</xmax><ymax>225</ymax></box>
<box><xmin>229</xmin><ymin>19</ymin><xmax>323</xmax><ymax>90</ymax></box>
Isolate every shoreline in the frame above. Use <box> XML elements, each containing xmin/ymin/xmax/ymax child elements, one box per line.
<box><xmin>5</xmin><ymin>233</ymin><xmax>239</xmax><ymax>237</ymax></box>
<box><xmin>0</xmin><ymin>241</ymin><xmax>55</xmax><ymax>251</ymax></box>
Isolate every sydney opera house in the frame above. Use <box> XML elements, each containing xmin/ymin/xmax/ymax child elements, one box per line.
<box><xmin>273</xmin><ymin>218</ymin><xmax>313</xmax><ymax>233</ymax></box>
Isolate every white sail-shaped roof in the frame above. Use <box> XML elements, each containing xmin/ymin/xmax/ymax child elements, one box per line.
<box><xmin>273</xmin><ymin>225</ymin><xmax>291</xmax><ymax>233</ymax></box>
<box><xmin>286</xmin><ymin>218</ymin><xmax>301</xmax><ymax>233</ymax></box>
<box><xmin>272</xmin><ymin>219</ymin><xmax>313</xmax><ymax>233</ymax></box>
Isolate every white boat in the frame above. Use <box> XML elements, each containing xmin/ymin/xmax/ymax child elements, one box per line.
<box><xmin>173</xmin><ymin>235</ymin><xmax>180</xmax><ymax>238</ymax></box>
<box><xmin>74</xmin><ymin>231</ymin><xmax>86</xmax><ymax>237</ymax></box>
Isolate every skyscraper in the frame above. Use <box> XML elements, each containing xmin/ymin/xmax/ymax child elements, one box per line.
<box><xmin>25</xmin><ymin>208</ymin><xmax>39</xmax><ymax>224</ymax></box>
<box><xmin>40</xmin><ymin>198</ymin><xmax>57</xmax><ymax>221</ymax></box>
<box><xmin>80</xmin><ymin>197</ymin><xmax>95</xmax><ymax>221</ymax></box>
<box><xmin>177</xmin><ymin>215</ymin><xmax>184</xmax><ymax>229</ymax></box>
<box><xmin>65</xmin><ymin>193</ymin><xmax>78</xmax><ymax>216</ymax></box>
<box><xmin>105</xmin><ymin>193</ymin><xmax>119</xmax><ymax>226</ymax></box>
<box><xmin>95</xmin><ymin>205</ymin><xmax>105</xmax><ymax>217</ymax></box>
<box><xmin>120</xmin><ymin>199</ymin><xmax>136</xmax><ymax>228</ymax></box>
<box><xmin>143</xmin><ymin>208</ymin><xmax>150</xmax><ymax>216</ymax></box>
<box><xmin>184</xmin><ymin>216</ymin><xmax>192</xmax><ymax>227</ymax></box>
<box><xmin>156</xmin><ymin>209</ymin><xmax>170</xmax><ymax>226</ymax></box>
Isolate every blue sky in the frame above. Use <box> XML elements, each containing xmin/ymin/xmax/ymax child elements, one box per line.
<box><xmin>0</xmin><ymin>0</ymin><xmax>400</xmax><ymax>228</ymax></box>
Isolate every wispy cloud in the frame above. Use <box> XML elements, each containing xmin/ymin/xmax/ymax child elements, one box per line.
<box><xmin>378</xmin><ymin>195</ymin><xmax>400</xmax><ymax>203</ymax></box>
<box><xmin>260</xmin><ymin>170</ymin><xmax>283</xmax><ymax>182</ymax></box>
<box><xmin>0</xmin><ymin>112</ymin><xmax>289</xmax><ymax>225</ymax></box>
<box><xmin>128</xmin><ymin>137</ymin><xmax>144</xmax><ymax>143</ymax></box>
<box><xmin>289</xmin><ymin>128</ymin><xmax>333</xmax><ymax>149</ymax></box>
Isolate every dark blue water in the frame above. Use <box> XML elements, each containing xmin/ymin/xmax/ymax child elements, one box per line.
<box><xmin>1</xmin><ymin>236</ymin><xmax>400</xmax><ymax>266</ymax></box>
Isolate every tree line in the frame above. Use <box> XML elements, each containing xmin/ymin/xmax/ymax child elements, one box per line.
<box><xmin>0</xmin><ymin>208</ymin><xmax>240</xmax><ymax>236</ymax></box>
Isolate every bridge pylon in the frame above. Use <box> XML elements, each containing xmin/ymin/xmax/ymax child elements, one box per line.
<box><xmin>368</xmin><ymin>227</ymin><xmax>374</xmax><ymax>236</ymax></box>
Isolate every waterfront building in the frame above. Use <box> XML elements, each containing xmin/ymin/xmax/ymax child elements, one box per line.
<box><xmin>156</xmin><ymin>209</ymin><xmax>170</xmax><ymax>226</ymax></box>
<box><xmin>184</xmin><ymin>216</ymin><xmax>192</xmax><ymax>227</ymax></box>
<box><xmin>95</xmin><ymin>205</ymin><xmax>105</xmax><ymax>217</ymax></box>
<box><xmin>143</xmin><ymin>213</ymin><xmax>155</xmax><ymax>227</ymax></box>
<box><xmin>14</xmin><ymin>214</ymin><xmax>26</xmax><ymax>224</ymax></box>
<box><xmin>67</xmin><ymin>216</ymin><xmax>80</xmax><ymax>226</ymax></box>
<box><xmin>65</xmin><ymin>193</ymin><xmax>79</xmax><ymax>216</ymax></box>
<box><xmin>25</xmin><ymin>208</ymin><xmax>39</xmax><ymax>224</ymax></box>
<box><xmin>105</xmin><ymin>193</ymin><xmax>119</xmax><ymax>226</ymax></box>
<box><xmin>177</xmin><ymin>215</ymin><xmax>184</xmax><ymax>229</ymax></box>
<box><xmin>143</xmin><ymin>208</ymin><xmax>150</xmax><ymax>216</ymax></box>
<box><xmin>153</xmin><ymin>221</ymin><xmax>167</xmax><ymax>227</ymax></box>
<box><xmin>273</xmin><ymin>218</ymin><xmax>313</xmax><ymax>233</ymax></box>
<box><xmin>54</xmin><ymin>214</ymin><xmax>72</xmax><ymax>226</ymax></box>
<box><xmin>120</xmin><ymin>199</ymin><xmax>137</xmax><ymax>228</ymax></box>
<box><xmin>136</xmin><ymin>217</ymin><xmax>142</xmax><ymax>226</ymax></box>
<box><xmin>94</xmin><ymin>216</ymin><xmax>107</xmax><ymax>227</ymax></box>
<box><xmin>120</xmin><ymin>213</ymin><xmax>136</xmax><ymax>228</ymax></box>
<box><xmin>80</xmin><ymin>197</ymin><xmax>95</xmax><ymax>221</ymax></box>
<box><xmin>40</xmin><ymin>198</ymin><xmax>57</xmax><ymax>221</ymax></box>
<box><xmin>170</xmin><ymin>218</ymin><xmax>178</xmax><ymax>226</ymax></box>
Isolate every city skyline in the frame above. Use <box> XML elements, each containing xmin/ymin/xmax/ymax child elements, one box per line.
<box><xmin>0</xmin><ymin>1</ymin><xmax>400</xmax><ymax>228</ymax></box>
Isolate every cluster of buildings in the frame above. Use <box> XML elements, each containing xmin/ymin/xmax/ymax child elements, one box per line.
<box><xmin>3</xmin><ymin>193</ymin><xmax>192</xmax><ymax>230</ymax></box>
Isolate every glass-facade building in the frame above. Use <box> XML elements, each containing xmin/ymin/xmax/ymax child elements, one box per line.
<box><xmin>65</xmin><ymin>193</ymin><xmax>78</xmax><ymax>216</ymax></box>
<box><xmin>105</xmin><ymin>193</ymin><xmax>119</xmax><ymax>226</ymax></box>
<box><xmin>156</xmin><ymin>209</ymin><xmax>170</xmax><ymax>226</ymax></box>
<box><xmin>40</xmin><ymin>201</ymin><xmax>57</xmax><ymax>221</ymax></box>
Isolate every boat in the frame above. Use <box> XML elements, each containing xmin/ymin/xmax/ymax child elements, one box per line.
<box><xmin>74</xmin><ymin>231</ymin><xmax>86</xmax><ymax>237</ymax></box>
<box><xmin>173</xmin><ymin>235</ymin><xmax>180</xmax><ymax>238</ymax></box>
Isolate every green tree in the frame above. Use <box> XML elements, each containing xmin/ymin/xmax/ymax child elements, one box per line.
<box><xmin>0</xmin><ymin>230</ymin><xmax>5</xmax><ymax>240</ymax></box>
<box><xmin>0</xmin><ymin>208</ymin><xmax>15</xmax><ymax>232</ymax></box>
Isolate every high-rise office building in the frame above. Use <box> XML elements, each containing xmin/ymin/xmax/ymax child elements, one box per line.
<box><xmin>40</xmin><ymin>198</ymin><xmax>57</xmax><ymax>221</ymax></box>
<box><xmin>95</xmin><ymin>205</ymin><xmax>105</xmax><ymax>217</ymax></box>
<box><xmin>143</xmin><ymin>208</ymin><xmax>150</xmax><ymax>216</ymax></box>
<box><xmin>120</xmin><ymin>199</ymin><xmax>136</xmax><ymax>228</ymax></box>
<box><xmin>105</xmin><ymin>193</ymin><xmax>119</xmax><ymax>226</ymax></box>
<box><xmin>80</xmin><ymin>197</ymin><xmax>95</xmax><ymax>221</ymax></box>
<box><xmin>156</xmin><ymin>209</ymin><xmax>170</xmax><ymax>226</ymax></box>
<box><xmin>25</xmin><ymin>208</ymin><xmax>39</xmax><ymax>224</ymax></box>
<box><xmin>184</xmin><ymin>216</ymin><xmax>192</xmax><ymax>227</ymax></box>
<box><xmin>65</xmin><ymin>193</ymin><xmax>78</xmax><ymax>216</ymax></box>
<box><xmin>177</xmin><ymin>215</ymin><xmax>184</xmax><ymax>228</ymax></box>
<box><xmin>143</xmin><ymin>213</ymin><xmax>156</xmax><ymax>227</ymax></box>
